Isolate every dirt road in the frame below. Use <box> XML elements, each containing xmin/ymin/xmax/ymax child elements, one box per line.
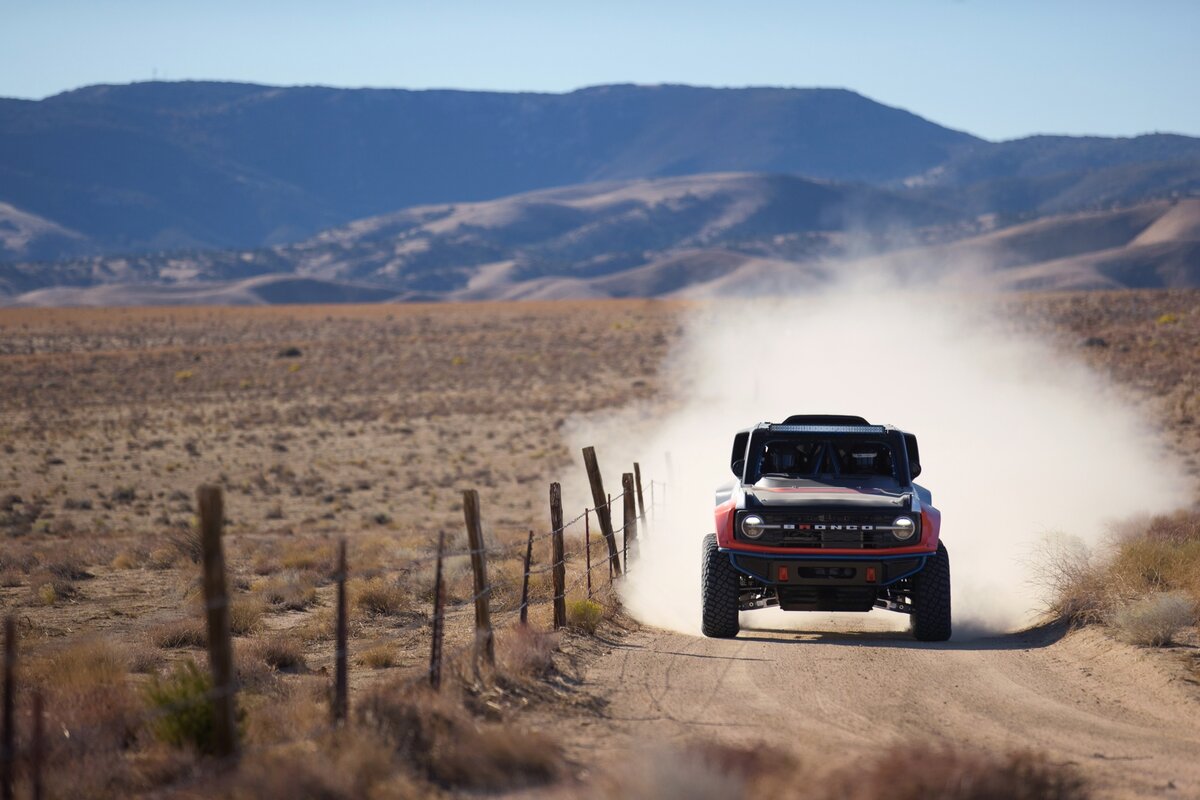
<box><xmin>549</xmin><ymin>617</ymin><xmax>1200</xmax><ymax>799</ymax></box>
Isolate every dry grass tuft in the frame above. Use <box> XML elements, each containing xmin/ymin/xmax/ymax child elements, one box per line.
<box><xmin>252</xmin><ymin>569</ymin><xmax>319</xmax><ymax>611</ymax></box>
<box><xmin>1110</xmin><ymin>592</ymin><xmax>1196</xmax><ymax>646</ymax></box>
<box><xmin>615</xmin><ymin>742</ymin><xmax>1087</xmax><ymax>800</ymax></box>
<box><xmin>230</xmin><ymin>595</ymin><xmax>268</xmax><ymax>634</ymax></box>
<box><xmin>1040</xmin><ymin>511</ymin><xmax>1200</xmax><ymax>643</ymax></box>
<box><xmin>357</xmin><ymin>642</ymin><xmax>398</xmax><ymax>669</ymax></box>
<box><xmin>497</xmin><ymin>626</ymin><xmax>559</xmax><ymax>680</ymax></box>
<box><xmin>819</xmin><ymin>745</ymin><xmax>1088</xmax><ymax>800</ymax></box>
<box><xmin>152</xmin><ymin>617</ymin><xmax>207</xmax><ymax>649</ymax></box>
<box><xmin>245</xmin><ymin>633</ymin><xmax>308</xmax><ymax>672</ymax></box>
<box><xmin>359</xmin><ymin>680</ymin><xmax>562</xmax><ymax>790</ymax></box>
<box><xmin>351</xmin><ymin>577</ymin><xmax>411</xmax><ymax>617</ymax></box>
<box><xmin>226</xmin><ymin>731</ymin><xmax>409</xmax><ymax>799</ymax></box>
<box><xmin>26</xmin><ymin>639</ymin><xmax>142</xmax><ymax>796</ymax></box>
<box><xmin>280</xmin><ymin>539</ymin><xmax>335</xmax><ymax>573</ymax></box>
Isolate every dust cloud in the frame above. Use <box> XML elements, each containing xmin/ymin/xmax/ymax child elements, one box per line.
<box><xmin>567</xmin><ymin>276</ymin><xmax>1188</xmax><ymax>638</ymax></box>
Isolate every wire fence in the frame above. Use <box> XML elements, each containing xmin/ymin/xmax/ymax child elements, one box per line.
<box><xmin>0</xmin><ymin>449</ymin><xmax>669</xmax><ymax>796</ymax></box>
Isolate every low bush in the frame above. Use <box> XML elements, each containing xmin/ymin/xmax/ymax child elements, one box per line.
<box><xmin>246</xmin><ymin>634</ymin><xmax>307</xmax><ymax>672</ymax></box>
<box><xmin>566</xmin><ymin>598</ymin><xmax>604</xmax><ymax>634</ymax></box>
<box><xmin>143</xmin><ymin>660</ymin><xmax>226</xmax><ymax>754</ymax></box>
<box><xmin>352</xmin><ymin>577</ymin><xmax>410</xmax><ymax>617</ymax></box>
<box><xmin>359</xmin><ymin>681</ymin><xmax>561</xmax><ymax>790</ymax></box>
<box><xmin>357</xmin><ymin>643</ymin><xmax>397</xmax><ymax>669</ymax></box>
<box><xmin>252</xmin><ymin>569</ymin><xmax>319</xmax><ymax>611</ymax></box>
<box><xmin>152</xmin><ymin>618</ymin><xmax>207</xmax><ymax>649</ymax></box>
<box><xmin>1110</xmin><ymin>592</ymin><xmax>1195</xmax><ymax>646</ymax></box>
<box><xmin>230</xmin><ymin>596</ymin><xmax>267</xmax><ymax>634</ymax></box>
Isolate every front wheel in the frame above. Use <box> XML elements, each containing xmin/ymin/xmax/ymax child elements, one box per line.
<box><xmin>911</xmin><ymin>541</ymin><xmax>952</xmax><ymax>642</ymax></box>
<box><xmin>701</xmin><ymin>533</ymin><xmax>740</xmax><ymax>638</ymax></box>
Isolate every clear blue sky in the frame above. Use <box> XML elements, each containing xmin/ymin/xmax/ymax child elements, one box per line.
<box><xmin>3</xmin><ymin>0</ymin><xmax>1197</xmax><ymax>141</ymax></box>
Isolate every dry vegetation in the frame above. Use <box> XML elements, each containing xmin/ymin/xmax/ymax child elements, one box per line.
<box><xmin>611</xmin><ymin>740</ymin><xmax>1088</xmax><ymax>800</ymax></box>
<box><xmin>0</xmin><ymin>291</ymin><xmax>1197</xmax><ymax>797</ymax></box>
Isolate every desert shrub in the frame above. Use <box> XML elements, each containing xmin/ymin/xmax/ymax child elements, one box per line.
<box><xmin>281</xmin><ymin>539</ymin><xmax>335</xmax><ymax>573</ymax></box>
<box><xmin>164</xmin><ymin>526</ymin><xmax>203</xmax><ymax>563</ymax></box>
<box><xmin>230</xmin><ymin>596</ymin><xmax>267</xmax><ymax>634</ymax></box>
<box><xmin>359</xmin><ymin>681</ymin><xmax>561</xmax><ymax>790</ymax></box>
<box><xmin>246</xmin><ymin>634</ymin><xmax>307</xmax><ymax>672</ymax></box>
<box><xmin>619</xmin><ymin>743</ymin><xmax>1086</xmax><ymax>800</ymax></box>
<box><xmin>153</xmin><ymin>618</ymin><xmax>207</xmax><ymax>649</ymax></box>
<box><xmin>146</xmin><ymin>546</ymin><xmax>181</xmax><ymax>569</ymax></box>
<box><xmin>1034</xmin><ymin>533</ymin><xmax>1108</xmax><ymax>623</ymax></box>
<box><xmin>226</xmin><ymin>731</ymin><xmax>406</xmax><ymax>799</ymax></box>
<box><xmin>497</xmin><ymin>626</ymin><xmax>559</xmax><ymax>680</ymax></box>
<box><xmin>357</xmin><ymin>643</ymin><xmax>397</xmax><ymax>669</ymax></box>
<box><xmin>252</xmin><ymin>569</ymin><xmax>318</xmax><ymax>611</ymax></box>
<box><xmin>819</xmin><ymin>746</ymin><xmax>1087</xmax><ymax>800</ymax></box>
<box><xmin>352</xmin><ymin>577</ymin><xmax>410</xmax><ymax>617</ymax></box>
<box><xmin>29</xmin><ymin>571</ymin><xmax>77</xmax><ymax>605</ymax></box>
<box><xmin>110</xmin><ymin>550</ymin><xmax>141</xmax><ymax>569</ymax></box>
<box><xmin>1041</xmin><ymin>512</ymin><xmax>1200</xmax><ymax>631</ymax></box>
<box><xmin>293</xmin><ymin>608</ymin><xmax>337</xmax><ymax>644</ymax></box>
<box><xmin>1110</xmin><ymin>592</ymin><xmax>1195</xmax><ymax>646</ymax></box>
<box><xmin>566</xmin><ymin>598</ymin><xmax>604</xmax><ymax>634</ymax></box>
<box><xmin>126</xmin><ymin>643</ymin><xmax>166</xmax><ymax>674</ymax></box>
<box><xmin>27</xmin><ymin>639</ymin><xmax>141</xmax><ymax>787</ymax></box>
<box><xmin>143</xmin><ymin>660</ymin><xmax>225</xmax><ymax>754</ymax></box>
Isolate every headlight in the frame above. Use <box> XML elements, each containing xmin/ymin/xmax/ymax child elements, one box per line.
<box><xmin>891</xmin><ymin>516</ymin><xmax>916</xmax><ymax>541</ymax></box>
<box><xmin>741</xmin><ymin>514</ymin><xmax>765</xmax><ymax>539</ymax></box>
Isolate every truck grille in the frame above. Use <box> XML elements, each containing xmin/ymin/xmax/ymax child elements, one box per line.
<box><xmin>757</xmin><ymin>511</ymin><xmax>904</xmax><ymax>549</ymax></box>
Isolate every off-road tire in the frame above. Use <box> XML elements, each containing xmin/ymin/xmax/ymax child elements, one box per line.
<box><xmin>911</xmin><ymin>541</ymin><xmax>952</xmax><ymax>642</ymax></box>
<box><xmin>701</xmin><ymin>533</ymin><xmax>740</xmax><ymax>638</ymax></box>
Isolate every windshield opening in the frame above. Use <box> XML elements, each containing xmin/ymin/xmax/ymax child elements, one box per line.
<box><xmin>745</xmin><ymin>432</ymin><xmax>904</xmax><ymax>486</ymax></box>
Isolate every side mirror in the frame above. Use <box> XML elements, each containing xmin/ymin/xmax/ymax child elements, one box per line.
<box><xmin>731</xmin><ymin>459</ymin><xmax>745</xmax><ymax>479</ymax></box>
<box><xmin>909</xmin><ymin>462</ymin><xmax>922</xmax><ymax>479</ymax></box>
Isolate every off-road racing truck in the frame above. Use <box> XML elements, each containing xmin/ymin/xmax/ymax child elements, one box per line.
<box><xmin>702</xmin><ymin>415</ymin><xmax>951</xmax><ymax>641</ymax></box>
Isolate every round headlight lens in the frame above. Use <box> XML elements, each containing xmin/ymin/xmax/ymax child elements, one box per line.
<box><xmin>891</xmin><ymin>516</ymin><xmax>916</xmax><ymax>540</ymax></box>
<box><xmin>741</xmin><ymin>514</ymin><xmax>765</xmax><ymax>539</ymax></box>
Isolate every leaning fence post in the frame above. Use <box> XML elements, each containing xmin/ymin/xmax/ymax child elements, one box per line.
<box><xmin>429</xmin><ymin>532</ymin><xmax>446</xmax><ymax>689</ymax></box>
<box><xmin>197</xmin><ymin>485</ymin><xmax>238</xmax><ymax>760</ymax></box>
<box><xmin>622</xmin><ymin>472</ymin><xmax>638</xmax><ymax>571</ymax></box>
<box><xmin>30</xmin><ymin>691</ymin><xmax>42</xmax><ymax>800</ymax></box>
<box><xmin>1</xmin><ymin>616</ymin><xmax>14</xmax><ymax>800</ymax></box>
<box><xmin>520</xmin><ymin>530</ymin><xmax>534</xmax><ymax>625</ymax></box>
<box><xmin>633</xmin><ymin>462</ymin><xmax>647</xmax><ymax>529</ymax></box>
<box><xmin>550</xmin><ymin>483</ymin><xmax>567</xmax><ymax>630</ymax></box>
<box><xmin>582</xmin><ymin>446</ymin><xmax>622</xmax><ymax>576</ymax></box>
<box><xmin>332</xmin><ymin>539</ymin><xmax>348</xmax><ymax>726</ymax></box>
<box><xmin>463</xmin><ymin>490</ymin><xmax>495</xmax><ymax>668</ymax></box>
<box><xmin>584</xmin><ymin>509</ymin><xmax>593</xmax><ymax>600</ymax></box>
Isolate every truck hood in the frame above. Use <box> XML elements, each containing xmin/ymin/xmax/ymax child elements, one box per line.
<box><xmin>744</xmin><ymin>483</ymin><xmax>912</xmax><ymax>509</ymax></box>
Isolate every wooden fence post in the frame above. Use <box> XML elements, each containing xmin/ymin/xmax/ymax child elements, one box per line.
<box><xmin>1</xmin><ymin>616</ymin><xmax>13</xmax><ymax>800</ymax></box>
<box><xmin>197</xmin><ymin>485</ymin><xmax>238</xmax><ymax>760</ymax></box>
<box><xmin>584</xmin><ymin>508</ymin><xmax>592</xmax><ymax>599</ymax></box>
<box><xmin>582</xmin><ymin>446</ymin><xmax>622</xmax><ymax>576</ymax></box>
<box><xmin>519</xmin><ymin>530</ymin><xmax>533</xmax><ymax>626</ymax></box>
<box><xmin>429</xmin><ymin>532</ymin><xmax>445</xmax><ymax>689</ymax></box>
<box><xmin>633</xmin><ymin>462</ymin><xmax>647</xmax><ymax>528</ymax></box>
<box><xmin>462</xmin><ymin>490</ymin><xmax>495</xmax><ymax>668</ymax></box>
<box><xmin>30</xmin><ymin>691</ymin><xmax>42</xmax><ymax>800</ymax></box>
<box><xmin>550</xmin><ymin>483</ymin><xmax>567</xmax><ymax>630</ymax></box>
<box><xmin>622</xmin><ymin>472</ymin><xmax>638</xmax><ymax>571</ymax></box>
<box><xmin>332</xmin><ymin>539</ymin><xmax>348</xmax><ymax>726</ymax></box>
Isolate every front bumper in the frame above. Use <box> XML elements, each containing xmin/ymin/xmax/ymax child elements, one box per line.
<box><xmin>724</xmin><ymin>548</ymin><xmax>931</xmax><ymax>587</ymax></box>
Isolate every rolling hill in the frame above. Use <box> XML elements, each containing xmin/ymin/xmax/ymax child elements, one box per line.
<box><xmin>4</xmin><ymin>178</ymin><xmax>1198</xmax><ymax>305</ymax></box>
<box><xmin>0</xmin><ymin>82</ymin><xmax>977</xmax><ymax>259</ymax></box>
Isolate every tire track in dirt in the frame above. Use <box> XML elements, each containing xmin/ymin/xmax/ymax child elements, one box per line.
<box><xmin>556</xmin><ymin>620</ymin><xmax>1200</xmax><ymax>798</ymax></box>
